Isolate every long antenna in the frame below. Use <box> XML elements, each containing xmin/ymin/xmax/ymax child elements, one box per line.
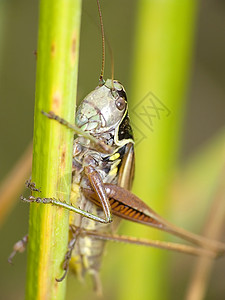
<box><xmin>107</xmin><ymin>39</ymin><xmax>115</xmax><ymax>90</ymax></box>
<box><xmin>97</xmin><ymin>0</ymin><xmax>105</xmax><ymax>85</ymax></box>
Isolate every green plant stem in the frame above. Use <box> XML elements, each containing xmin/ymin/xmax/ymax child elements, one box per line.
<box><xmin>118</xmin><ymin>1</ymin><xmax>198</xmax><ymax>300</ymax></box>
<box><xmin>25</xmin><ymin>1</ymin><xmax>82</xmax><ymax>300</ymax></box>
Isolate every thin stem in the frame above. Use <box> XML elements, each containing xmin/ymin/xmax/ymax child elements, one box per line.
<box><xmin>185</xmin><ymin>162</ymin><xmax>225</xmax><ymax>300</ymax></box>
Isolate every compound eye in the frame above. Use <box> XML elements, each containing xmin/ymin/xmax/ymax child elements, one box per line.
<box><xmin>115</xmin><ymin>97</ymin><xmax>126</xmax><ymax>111</ymax></box>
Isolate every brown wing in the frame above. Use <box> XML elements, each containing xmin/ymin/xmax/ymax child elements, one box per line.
<box><xmin>82</xmin><ymin>184</ymin><xmax>225</xmax><ymax>255</ymax></box>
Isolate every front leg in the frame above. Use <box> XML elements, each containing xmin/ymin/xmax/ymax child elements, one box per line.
<box><xmin>21</xmin><ymin>195</ymin><xmax>111</xmax><ymax>224</ymax></box>
<box><xmin>42</xmin><ymin>111</ymin><xmax>112</xmax><ymax>154</ymax></box>
<box><xmin>21</xmin><ymin>169</ymin><xmax>112</xmax><ymax>224</ymax></box>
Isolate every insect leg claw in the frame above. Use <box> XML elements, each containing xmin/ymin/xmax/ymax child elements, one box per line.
<box><xmin>25</xmin><ymin>180</ymin><xmax>41</xmax><ymax>192</ymax></box>
<box><xmin>55</xmin><ymin>268</ymin><xmax>68</xmax><ymax>282</ymax></box>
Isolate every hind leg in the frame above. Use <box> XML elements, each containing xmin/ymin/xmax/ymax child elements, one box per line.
<box><xmin>56</xmin><ymin>226</ymin><xmax>81</xmax><ymax>282</ymax></box>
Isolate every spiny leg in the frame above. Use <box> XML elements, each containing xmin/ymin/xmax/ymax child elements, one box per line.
<box><xmin>56</xmin><ymin>226</ymin><xmax>80</xmax><ymax>282</ymax></box>
<box><xmin>20</xmin><ymin>194</ymin><xmax>112</xmax><ymax>224</ymax></box>
<box><xmin>21</xmin><ymin>158</ymin><xmax>113</xmax><ymax>224</ymax></box>
<box><xmin>8</xmin><ymin>234</ymin><xmax>28</xmax><ymax>264</ymax></box>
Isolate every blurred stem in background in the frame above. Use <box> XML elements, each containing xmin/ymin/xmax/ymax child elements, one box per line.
<box><xmin>25</xmin><ymin>1</ymin><xmax>82</xmax><ymax>299</ymax></box>
<box><xmin>172</xmin><ymin>130</ymin><xmax>225</xmax><ymax>300</ymax></box>
<box><xmin>118</xmin><ymin>0</ymin><xmax>198</xmax><ymax>299</ymax></box>
<box><xmin>0</xmin><ymin>143</ymin><xmax>32</xmax><ymax>226</ymax></box>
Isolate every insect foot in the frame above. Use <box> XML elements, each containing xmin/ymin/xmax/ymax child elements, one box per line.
<box><xmin>25</xmin><ymin>180</ymin><xmax>41</xmax><ymax>192</ymax></box>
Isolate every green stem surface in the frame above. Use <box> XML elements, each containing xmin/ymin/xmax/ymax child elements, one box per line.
<box><xmin>25</xmin><ymin>1</ymin><xmax>82</xmax><ymax>299</ymax></box>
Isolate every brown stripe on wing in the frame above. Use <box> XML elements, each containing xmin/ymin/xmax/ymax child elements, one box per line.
<box><xmin>82</xmin><ymin>187</ymin><xmax>162</xmax><ymax>228</ymax></box>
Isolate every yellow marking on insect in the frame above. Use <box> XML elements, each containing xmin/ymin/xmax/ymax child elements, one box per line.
<box><xmin>139</xmin><ymin>214</ymin><xmax>145</xmax><ymax>220</ymax></box>
<box><xmin>71</xmin><ymin>183</ymin><xmax>80</xmax><ymax>199</ymax></box>
<box><xmin>128</xmin><ymin>210</ymin><xmax>136</xmax><ymax>217</ymax></box>
<box><xmin>134</xmin><ymin>212</ymin><xmax>141</xmax><ymax>219</ymax></box>
<box><xmin>69</xmin><ymin>256</ymin><xmax>83</xmax><ymax>281</ymax></box>
<box><xmin>125</xmin><ymin>208</ymin><xmax>133</xmax><ymax>215</ymax></box>
<box><xmin>120</xmin><ymin>206</ymin><xmax>129</xmax><ymax>214</ymax></box>
<box><xmin>108</xmin><ymin>166</ymin><xmax>118</xmax><ymax>178</ymax></box>
<box><xmin>83</xmin><ymin>254</ymin><xmax>90</xmax><ymax>270</ymax></box>
<box><xmin>83</xmin><ymin>246</ymin><xmax>92</xmax><ymax>257</ymax></box>
<box><xmin>111</xmin><ymin>201</ymin><xmax>119</xmax><ymax>209</ymax></box>
<box><xmin>69</xmin><ymin>183</ymin><xmax>80</xmax><ymax>223</ymax></box>
<box><xmin>109</xmin><ymin>153</ymin><xmax>120</xmax><ymax>161</ymax></box>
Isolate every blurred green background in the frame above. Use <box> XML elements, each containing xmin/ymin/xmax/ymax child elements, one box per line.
<box><xmin>0</xmin><ymin>0</ymin><xmax>225</xmax><ymax>299</ymax></box>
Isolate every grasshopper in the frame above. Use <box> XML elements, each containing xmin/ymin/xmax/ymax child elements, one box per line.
<box><xmin>10</xmin><ymin>0</ymin><xmax>225</xmax><ymax>295</ymax></box>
